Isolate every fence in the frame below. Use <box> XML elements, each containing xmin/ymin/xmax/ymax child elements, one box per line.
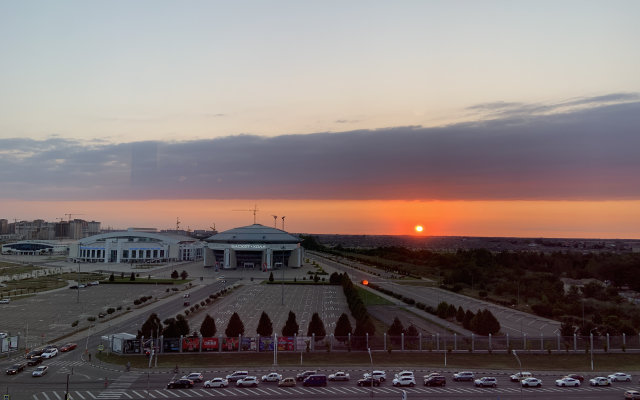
<box><xmin>116</xmin><ymin>333</ymin><xmax>640</xmax><ymax>355</ymax></box>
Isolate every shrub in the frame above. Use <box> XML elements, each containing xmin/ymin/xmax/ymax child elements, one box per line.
<box><xmin>71</xmin><ymin>320</ymin><xmax>79</xmax><ymax>327</ymax></box>
<box><xmin>107</xmin><ymin>307</ymin><xmax>115</xmax><ymax>314</ymax></box>
<box><xmin>87</xmin><ymin>316</ymin><xmax>96</xmax><ymax>322</ymax></box>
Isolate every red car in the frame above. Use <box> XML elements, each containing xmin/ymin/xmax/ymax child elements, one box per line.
<box><xmin>60</xmin><ymin>343</ymin><xmax>77</xmax><ymax>352</ymax></box>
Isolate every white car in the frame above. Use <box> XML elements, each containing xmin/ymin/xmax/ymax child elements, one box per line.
<box><xmin>261</xmin><ymin>372</ymin><xmax>282</xmax><ymax>382</ymax></box>
<box><xmin>555</xmin><ymin>377</ymin><xmax>580</xmax><ymax>387</ymax></box>
<box><xmin>392</xmin><ymin>376</ymin><xmax>416</xmax><ymax>387</ymax></box>
<box><xmin>32</xmin><ymin>366</ymin><xmax>48</xmax><ymax>377</ymax></box>
<box><xmin>41</xmin><ymin>348</ymin><xmax>58</xmax><ymax>358</ymax></box>
<box><xmin>0</xmin><ymin>299</ymin><xmax>10</xmax><ymax>304</ymax></box>
<box><xmin>453</xmin><ymin>371</ymin><xmax>475</xmax><ymax>381</ymax></box>
<box><xmin>182</xmin><ymin>372</ymin><xmax>204</xmax><ymax>382</ymax></box>
<box><xmin>328</xmin><ymin>371</ymin><xmax>350</xmax><ymax>381</ymax></box>
<box><xmin>589</xmin><ymin>377</ymin><xmax>611</xmax><ymax>386</ymax></box>
<box><xmin>364</xmin><ymin>370</ymin><xmax>386</xmax><ymax>382</ymax></box>
<box><xmin>204</xmin><ymin>377</ymin><xmax>228</xmax><ymax>388</ymax></box>
<box><xmin>395</xmin><ymin>370</ymin><xmax>415</xmax><ymax>379</ymax></box>
<box><xmin>510</xmin><ymin>371</ymin><xmax>532</xmax><ymax>382</ymax></box>
<box><xmin>474</xmin><ymin>377</ymin><xmax>498</xmax><ymax>387</ymax></box>
<box><xmin>521</xmin><ymin>377</ymin><xmax>542</xmax><ymax>387</ymax></box>
<box><xmin>625</xmin><ymin>390</ymin><xmax>640</xmax><ymax>399</ymax></box>
<box><xmin>608</xmin><ymin>372</ymin><xmax>632</xmax><ymax>382</ymax></box>
<box><xmin>236</xmin><ymin>376</ymin><xmax>259</xmax><ymax>387</ymax></box>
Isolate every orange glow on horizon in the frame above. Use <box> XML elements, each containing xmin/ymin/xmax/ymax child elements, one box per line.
<box><xmin>2</xmin><ymin>199</ymin><xmax>639</xmax><ymax>239</ymax></box>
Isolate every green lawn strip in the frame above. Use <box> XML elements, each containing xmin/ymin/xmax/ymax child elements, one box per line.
<box><xmin>102</xmin><ymin>278</ymin><xmax>189</xmax><ymax>285</ymax></box>
<box><xmin>98</xmin><ymin>351</ymin><xmax>640</xmax><ymax>371</ymax></box>
<box><xmin>357</xmin><ymin>287</ymin><xmax>394</xmax><ymax>306</ymax></box>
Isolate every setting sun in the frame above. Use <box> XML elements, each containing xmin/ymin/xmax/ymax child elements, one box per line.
<box><xmin>415</xmin><ymin>225</ymin><xmax>424</xmax><ymax>233</ymax></box>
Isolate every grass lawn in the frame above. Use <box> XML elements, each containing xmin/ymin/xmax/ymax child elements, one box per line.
<box><xmin>98</xmin><ymin>350</ymin><xmax>640</xmax><ymax>372</ymax></box>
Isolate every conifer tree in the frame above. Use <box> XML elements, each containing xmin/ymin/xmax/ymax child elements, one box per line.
<box><xmin>306</xmin><ymin>312</ymin><xmax>326</xmax><ymax>340</ymax></box>
<box><xmin>387</xmin><ymin>316</ymin><xmax>405</xmax><ymax>336</ymax></box>
<box><xmin>256</xmin><ymin>311</ymin><xmax>274</xmax><ymax>336</ymax></box>
<box><xmin>199</xmin><ymin>314</ymin><xmax>217</xmax><ymax>337</ymax></box>
<box><xmin>225</xmin><ymin>312</ymin><xmax>245</xmax><ymax>337</ymax></box>
<box><xmin>281</xmin><ymin>310</ymin><xmax>299</xmax><ymax>336</ymax></box>
<box><xmin>334</xmin><ymin>313</ymin><xmax>353</xmax><ymax>339</ymax></box>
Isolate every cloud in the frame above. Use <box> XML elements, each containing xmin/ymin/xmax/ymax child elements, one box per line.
<box><xmin>1</xmin><ymin>94</ymin><xmax>639</xmax><ymax>201</ymax></box>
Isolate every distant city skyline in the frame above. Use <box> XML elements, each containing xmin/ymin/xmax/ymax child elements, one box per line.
<box><xmin>1</xmin><ymin>1</ymin><xmax>638</xmax><ymax>239</ymax></box>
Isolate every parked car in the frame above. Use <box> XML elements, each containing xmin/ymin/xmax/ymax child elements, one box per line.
<box><xmin>329</xmin><ymin>371</ymin><xmax>350</xmax><ymax>381</ymax></box>
<box><xmin>27</xmin><ymin>356</ymin><xmax>43</xmax><ymax>366</ymax></box>
<box><xmin>474</xmin><ymin>377</ymin><xmax>498</xmax><ymax>388</ymax></box>
<box><xmin>564</xmin><ymin>374</ymin><xmax>584</xmax><ymax>382</ymax></box>
<box><xmin>6</xmin><ymin>363</ymin><xmax>26</xmax><ymax>375</ymax></box>
<box><xmin>625</xmin><ymin>390</ymin><xmax>640</xmax><ymax>399</ymax></box>
<box><xmin>364</xmin><ymin>370</ymin><xmax>386</xmax><ymax>382</ymax></box>
<box><xmin>261</xmin><ymin>372</ymin><xmax>282</xmax><ymax>382</ymax></box>
<box><xmin>41</xmin><ymin>348</ymin><xmax>58</xmax><ymax>358</ymax></box>
<box><xmin>392</xmin><ymin>376</ymin><xmax>416</xmax><ymax>387</ymax></box>
<box><xmin>278</xmin><ymin>377</ymin><xmax>296</xmax><ymax>387</ymax></box>
<box><xmin>357</xmin><ymin>377</ymin><xmax>381</xmax><ymax>387</ymax></box>
<box><xmin>296</xmin><ymin>370</ymin><xmax>317</xmax><ymax>381</ymax></box>
<box><xmin>32</xmin><ymin>366</ymin><xmax>48</xmax><ymax>377</ymax></box>
<box><xmin>510</xmin><ymin>372</ymin><xmax>532</xmax><ymax>382</ymax></box>
<box><xmin>303</xmin><ymin>374</ymin><xmax>327</xmax><ymax>387</ymax></box>
<box><xmin>608</xmin><ymin>372</ymin><xmax>632</xmax><ymax>382</ymax></box>
<box><xmin>424</xmin><ymin>375</ymin><xmax>446</xmax><ymax>386</ymax></box>
<box><xmin>182</xmin><ymin>372</ymin><xmax>204</xmax><ymax>383</ymax></box>
<box><xmin>226</xmin><ymin>371</ymin><xmax>249</xmax><ymax>382</ymax></box>
<box><xmin>0</xmin><ymin>299</ymin><xmax>9</xmax><ymax>304</ymax></box>
<box><xmin>167</xmin><ymin>378</ymin><xmax>193</xmax><ymax>389</ymax></box>
<box><xmin>204</xmin><ymin>378</ymin><xmax>228</xmax><ymax>388</ymax></box>
<box><xmin>589</xmin><ymin>377</ymin><xmax>611</xmax><ymax>386</ymax></box>
<box><xmin>60</xmin><ymin>343</ymin><xmax>77</xmax><ymax>352</ymax></box>
<box><xmin>521</xmin><ymin>377</ymin><xmax>542</xmax><ymax>387</ymax></box>
<box><xmin>555</xmin><ymin>377</ymin><xmax>581</xmax><ymax>387</ymax></box>
<box><xmin>236</xmin><ymin>376</ymin><xmax>259</xmax><ymax>387</ymax></box>
<box><xmin>453</xmin><ymin>371</ymin><xmax>475</xmax><ymax>382</ymax></box>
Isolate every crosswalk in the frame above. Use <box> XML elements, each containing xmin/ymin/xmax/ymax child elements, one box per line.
<box><xmin>33</xmin><ymin>382</ymin><xmax>639</xmax><ymax>399</ymax></box>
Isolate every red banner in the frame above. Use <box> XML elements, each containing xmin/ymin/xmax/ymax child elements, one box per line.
<box><xmin>202</xmin><ymin>337</ymin><xmax>219</xmax><ymax>351</ymax></box>
<box><xmin>181</xmin><ymin>337</ymin><xmax>200</xmax><ymax>352</ymax></box>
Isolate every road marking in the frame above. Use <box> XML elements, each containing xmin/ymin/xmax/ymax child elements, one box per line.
<box><xmin>73</xmin><ymin>391</ymin><xmax>86</xmax><ymax>400</ymax></box>
<box><xmin>52</xmin><ymin>392</ymin><xmax>63</xmax><ymax>400</ymax></box>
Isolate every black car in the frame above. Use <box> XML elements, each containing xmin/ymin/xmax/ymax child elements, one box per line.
<box><xmin>167</xmin><ymin>378</ymin><xmax>194</xmax><ymax>389</ymax></box>
<box><xmin>296</xmin><ymin>370</ymin><xmax>317</xmax><ymax>381</ymax></box>
<box><xmin>6</xmin><ymin>363</ymin><xmax>26</xmax><ymax>375</ymax></box>
<box><xmin>26</xmin><ymin>349</ymin><xmax>44</xmax><ymax>359</ymax></box>
<box><xmin>424</xmin><ymin>375</ymin><xmax>446</xmax><ymax>387</ymax></box>
<box><xmin>357</xmin><ymin>377</ymin><xmax>381</xmax><ymax>387</ymax></box>
<box><xmin>27</xmin><ymin>356</ymin><xmax>43</xmax><ymax>366</ymax></box>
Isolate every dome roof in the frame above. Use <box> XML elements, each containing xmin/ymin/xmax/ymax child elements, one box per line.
<box><xmin>205</xmin><ymin>224</ymin><xmax>301</xmax><ymax>244</ymax></box>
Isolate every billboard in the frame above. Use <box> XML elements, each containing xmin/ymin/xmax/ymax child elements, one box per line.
<box><xmin>182</xmin><ymin>337</ymin><xmax>200</xmax><ymax>352</ymax></box>
<box><xmin>202</xmin><ymin>337</ymin><xmax>219</xmax><ymax>352</ymax></box>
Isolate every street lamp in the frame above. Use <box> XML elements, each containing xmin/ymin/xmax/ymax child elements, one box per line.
<box><xmin>367</xmin><ymin>347</ymin><xmax>374</xmax><ymax>397</ymax></box>
<box><xmin>512</xmin><ymin>350</ymin><xmax>523</xmax><ymax>400</ymax></box>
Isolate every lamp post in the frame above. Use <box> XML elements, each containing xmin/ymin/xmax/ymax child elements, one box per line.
<box><xmin>76</xmin><ymin>262</ymin><xmax>80</xmax><ymax>303</ymax></box>
<box><xmin>367</xmin><ymin>347</ymin><xmax>374</xmax><ymax>397</ymax></box>
<box><xmin>512</xmin><ymin>350</ymin><xmax>523</xmax><ymax>400</ymax></box>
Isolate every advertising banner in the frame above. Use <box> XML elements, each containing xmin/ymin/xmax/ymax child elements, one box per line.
<box><xmin>222</xmin><ymin>337</ymin><xmax>238</xmax><ymax>351</ymax></box>
<box><xmin>202</xmin><ymin>337</ymin><xmax>219</xmax><ymax>352</ymax></box>
<box><xmin>163</xmin><ymin>338</ymin><xmax>180</xmax><ymax>353</ymax></box>
<box><xmin>182</xmin><ymin>337</ymin><xmax>200</xmax><ymax>352</ymax></box>
<box><xmin>240</xmin><ymin>337</ymin><xmax>256</xmax><ymax>351</ymax></box>
<box><xmin>259</xmin><ymin>337</ymin><xmax>274</xmax><ymax>351</ymax></box>
<box><xmin>278</xmin><ymin>336</ymin><xmax>294</xmax><ymax>351</ymax></box>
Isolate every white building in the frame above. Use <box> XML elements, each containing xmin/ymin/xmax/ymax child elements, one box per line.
<box><xmin>203</xmin><ymin>224</ymin><xmax>303</xmax><ymax>270</ymax></box>
<box><xmin>69</xmin><ymin>228</ymin><xmax>202</xmax><ymax>263</ymax></box>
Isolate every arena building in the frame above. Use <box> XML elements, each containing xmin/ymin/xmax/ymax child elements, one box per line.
<box><xmin>69</xmin><ymin>228</ymin><xmax>202</xmax><ymax>263</ymax></box>
<box><xmin>1</xmin><ymin>240</ymin><xmax>71</xmax><ymax>255</ymax></box>
<box><xmin>203</xmin><ymin>224</ymin><xmax>303</xmax><ymax>270</ymax></box>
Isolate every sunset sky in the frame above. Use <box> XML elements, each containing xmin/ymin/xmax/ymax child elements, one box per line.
<box><xmin>1</xmin><ymin>1</ymin><xmax>639</xmax><ymax>238</ymax></box>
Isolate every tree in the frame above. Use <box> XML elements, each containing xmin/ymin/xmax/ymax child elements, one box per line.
<box><xmin>129</xmin><ymin>272</ymin><xmax>136</xmax><ymax>281</ymax></box>
<box><xmin>109</xmin><ymin>273</ymin><xmax>115</xmax><ymax>282</ymax></box>
<box><xmin>436</xmin><ymin>301</ymin><xmax>449</xmax><ymax>319</ymax></box>
<box><xmin>560</xmin><ymin>317</ymin><xmax>576</xmax><ymax>337</ymax></box>
<box><xmin>463</xmin><ymin>310</ymin><xmax>475</xmax><ymax>330</ymax></box>
<box><xmin>329</xmin><ymin>272</ymin><xmax>342</xmax><ymax>285</ymax></box>
<box><xmin>175</xmin><ymin>314</ymin><xmax>190</xmax><ymax>336</ymax></box>
<box><xmin>282</xmin><ymin>311</ymin><xmax>300</xmax><ymax>336</ymax></box>
<box><xmin>354</xmin><ymin>316</ymin><xmax>375</xmax><ymax>336</ymax></box>
<box><xmin>387</xmin><ymin>317</ymin><xmax>405</xmax><ymax>336</ymax></box>
<box><xmin>225</xmin><ymin>312</ymin><xmax>245</xmax><ymax>337</ymax></box>
<box><xmin>256</xmin><ymin>311</ymin><xmax>273</xmax><ymax>337</ymax></box>
<box><xmin>171</xmin><ymin>270</ymin><xmax>179</xmax><ymax>279</ymax></box>
<box><xmin>269</xmin><ymin>272</ymin><xmax>274</xmax><ymax>282</ymax></box>
<box><xmin>334</xmin><ymin>313</ymin><xmax>352</xmax><ymax>339</ymax></box>
<box><xmin>406</xmin><ymin>324</ymin><xmax>419</xmax><ymax>337</ymax></box>
<box><xmin>306</xmin><ymin>312</ymin><xmax>326</xmax><ymax>340</ymax></box>
<box><xmin>162</xmin><ymin>317</ymin><xmax>179</xmax><ymax>337</ymax></box>
<box><xmin>456</xmin><ymin>306</ymin><xmax>465</xmax><ymax>322</ymax></box>
<box><xmin>180</xmin><ymin>270</ymin><xmax>188</xmax><ymax>280</ymax></box>
<box><xmin>470</xmin><ymin>309</ymin><xmax>500</xmax><ymax>335</ymax></box>
<box><xmin>200</xmin><ymin>314</ymin><xmax>217</xmax><ymax>337</ymax></box>
<box><xmin>138</xmin><ymin>313</ymin><xmax>161</xmax><ymax>339</ymax></box>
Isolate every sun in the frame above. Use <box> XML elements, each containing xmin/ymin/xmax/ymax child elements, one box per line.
<box><xmin>415</xmin><ymin>225</ymin><xmax>424</xmax><ymax>233</ymax></box>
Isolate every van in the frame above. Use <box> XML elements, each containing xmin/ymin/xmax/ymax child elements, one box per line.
<box><xmin>303</xmin><ymin>374</ymin><xmax>327</xmax><ymax>387</ymax></box>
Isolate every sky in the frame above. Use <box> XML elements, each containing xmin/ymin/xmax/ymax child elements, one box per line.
<box><xmin>1</xmin><ymin>1</ymin><xmax>639</xmax><ymax>238</ymax></box>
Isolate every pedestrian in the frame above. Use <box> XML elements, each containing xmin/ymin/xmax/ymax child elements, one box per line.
<box><xmin>88</xmin><ymin>352</ymin><xmax>91</xmax><ymax>362</ymax></box>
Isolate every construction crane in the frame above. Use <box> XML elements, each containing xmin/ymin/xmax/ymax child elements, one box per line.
<box><xmin>65</xmin><ymin>213</ymin><xmax>84</xmax><ymax>222</ymax></box>
<box><xmin>233</xmin><ymin>205</ymin><xmax>259</xmax><ymax>224</ymax></box>
<box><xmin>176</xmin><ymin>217</ymin><xmax>181</xmax><ymax>230</ymax></box>
<box><xmin>281</xmin><ymin>216</ymin><xmax>286</xmax><ymax>231</ymax></box>
<box><xmin>272</xmin><ymin>215</ymin><xmax>278</xmax><ymax>228</ymax></box>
